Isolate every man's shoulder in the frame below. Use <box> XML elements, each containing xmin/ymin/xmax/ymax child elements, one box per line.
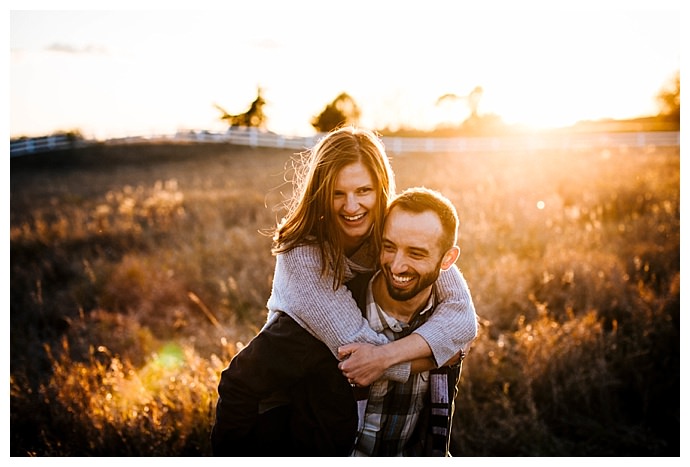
<box><xmin>345</xmin><ymin>271</ymin><xmax>375</xmax><ymax>312</ymax></box>
<box><xmin>345</xmin><ymin>271</ymin><xmax>374</xmax><ymax>291</ymax></box>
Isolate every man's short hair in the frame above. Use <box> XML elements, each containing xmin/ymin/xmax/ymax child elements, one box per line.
<box><xmin>386</xmin><ymin>187</ymin><xmax>459</xmax><ymax>252</ymax></box>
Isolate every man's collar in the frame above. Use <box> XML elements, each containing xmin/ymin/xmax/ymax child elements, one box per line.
<box><xmin>366</xmin><ymin>271</ymin><xmax>436</xmax><ymax>328</ymax></box>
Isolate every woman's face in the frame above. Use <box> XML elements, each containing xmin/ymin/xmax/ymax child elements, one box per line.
<box><xmin>333</xmin><ymin>161</ymin><xmax>377</xmax><ymax>253</ymax></box>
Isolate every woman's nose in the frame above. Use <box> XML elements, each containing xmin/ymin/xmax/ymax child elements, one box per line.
<box><xmin>344</xmin><ymin>193</ymin><xmax>358</xmax><ymax>212</ymax></box>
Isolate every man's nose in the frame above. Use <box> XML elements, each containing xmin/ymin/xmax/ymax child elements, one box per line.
<box><xmin>389</xmin><ymin>252</ymin><xmax>408</xmax><ymax>273</ymax></box>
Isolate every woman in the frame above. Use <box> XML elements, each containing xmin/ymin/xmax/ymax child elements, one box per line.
<box><xmin>265</xmin><ymin>126</ymin><xmax>477</xmax><ymax>385</ymax></box>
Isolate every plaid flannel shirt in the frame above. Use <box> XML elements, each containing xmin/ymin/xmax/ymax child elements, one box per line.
<box><xmin>351</xmin><ymin>272</ymin><xmax>463</xmax><ymax>457</ymax></box>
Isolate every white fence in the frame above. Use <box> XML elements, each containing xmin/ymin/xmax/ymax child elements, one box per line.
<box><xmin>10</xmin><ymin>134</ymin><xmax>87</xmax><ymax>157</ymax></box>
<box><xmin>168</xmin><ymin>128</ymin><xmax>682</xmax><ymax>154</ymax></box>
<box><xmin>384</xmin><ymin>131</ymin><xmax>680</xmax><ymax>154</ymax></box>
<box><xmin>10</xmin><ymin>128</ymin><xmax>681</xmax><ymax>158</ymax></box>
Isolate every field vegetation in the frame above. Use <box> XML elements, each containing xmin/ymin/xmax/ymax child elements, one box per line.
<box><xmin>9</xmin><ymin>140</ymin><xmax>679</xmax><ymax>456</ymax></box>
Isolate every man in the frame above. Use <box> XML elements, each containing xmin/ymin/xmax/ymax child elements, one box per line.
<box><xmin>211</xmin><ymin>187</ymin><xmax>474</xmax><ymax>456</ymax></box>
<box><xmin>346</xmin><ymin>187</ymin><xmax>468</xmax><ymax>456</ymax></box>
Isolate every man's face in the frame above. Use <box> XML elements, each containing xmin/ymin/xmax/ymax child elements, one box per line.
<box><xmin>380</xmin><ymin>207</ymin><xmax>446</xmax><ymax>302</ymax></box>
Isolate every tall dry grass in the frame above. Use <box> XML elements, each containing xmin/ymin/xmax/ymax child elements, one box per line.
<box><xmin>10</xmin><ymin>141</ymin><xmax>679</xmax><ymax>456</ymax></box>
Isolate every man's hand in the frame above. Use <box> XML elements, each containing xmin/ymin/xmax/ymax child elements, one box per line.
<box><xmin>337</xmin><ymin>343</ymin><xmax>390</xmax><ymax>387</ymax></box>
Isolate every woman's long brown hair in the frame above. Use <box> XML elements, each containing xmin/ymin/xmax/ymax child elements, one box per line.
<box><xmin>273</xmin><ymin>126</ymin><xmax>396</xmax><ymax>289</ymax></box>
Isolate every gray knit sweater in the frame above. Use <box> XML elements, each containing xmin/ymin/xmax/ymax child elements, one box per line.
<box><xmin>265</xmin><ymin>242</ymin><xmax>477</xmax><ymax>383</ymax></box>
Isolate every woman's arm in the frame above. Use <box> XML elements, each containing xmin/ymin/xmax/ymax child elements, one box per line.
<box><xmin>338</xmin><ymin>334</ymin><xmax>431</xmax><ymax>384</ymax></box>
<box><xmin>267</xmin><ymin>244</ymin><xmax>411</xmax><ymax>382</ymax></box>
<box><xmin>338</xmin><ymin>264</ymin><xmax>477</xmax><ymax>385</ymax></box>
<box><xmin>414</xmin><ymin>264</ymin><xmax>477</xmax><ymax>366</ymax></box>
<box><xmin>338</xmin><ymin>339</ymin><xmax>467</xmax><ymax>385</ymax></box>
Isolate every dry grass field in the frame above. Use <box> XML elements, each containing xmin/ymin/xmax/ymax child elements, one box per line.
<box><xmin>9</xmin><ymin>140</ymin><xmax>679</xmax><ymax>456</ymax></box>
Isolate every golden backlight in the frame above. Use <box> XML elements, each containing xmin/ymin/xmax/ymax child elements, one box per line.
<box><xmin>10</xmin><ymin>7</ymin><xmax>680</xmax><ymax>139</ymax></box>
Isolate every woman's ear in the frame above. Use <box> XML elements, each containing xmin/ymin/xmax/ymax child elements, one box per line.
<box><xmin>440</xmin><ymin>245</ymin><xmax>460</xmax><ymax>270</ymax></box>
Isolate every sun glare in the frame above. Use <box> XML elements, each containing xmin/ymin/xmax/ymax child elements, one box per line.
<box><xmin>9</xmin><ymin>9</ymin><xmax>679</xmax><ymax>138</ymax></box>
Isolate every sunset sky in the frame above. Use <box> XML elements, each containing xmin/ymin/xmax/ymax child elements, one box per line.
<box><xmin>8</xmin><ymin>1</ymin><xmax>681</xmax><ymax>140</ymax></box>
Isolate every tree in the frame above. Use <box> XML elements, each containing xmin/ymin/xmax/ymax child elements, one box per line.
<box><xmin>215</xmin><ymin>87</ymin><xmax>267</xmax><ymax>129</ymax></box>
<box><xmin>435</xmin><ymin>86</ymin><xmax>501</xmax><ymax>135</ymax></box>
<box><xmin>436</xmin><ymin>86</ymin><xmax>484</xmax><ymax>120</ymax></box>
<box><xmin>311</xmin><ymin>92</ymin><xmax>361</xmax><ymax>133</ymax></box>
<box><xmin>656</xmin><ymin>70</ymin><xmax>680</xmax><ymax>122</ymax></box>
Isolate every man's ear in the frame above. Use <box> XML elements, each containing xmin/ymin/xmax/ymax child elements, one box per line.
<box><xmin>440</xmin><ymin>245</ymin><xmax>460</xmax><ymax>270</ymax></box>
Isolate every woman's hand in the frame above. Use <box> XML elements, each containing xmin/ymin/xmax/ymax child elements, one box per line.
<box><xmin>337</xmin><ymin>343</ymin><xmax>390</xmax><ymax>387</ymax></box>
<box><xmin>337</xmin><ymin>333</ymin><xmax>436</xmax><ymax>386</ymax></box>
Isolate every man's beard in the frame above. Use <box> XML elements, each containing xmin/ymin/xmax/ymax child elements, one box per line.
<box><xmin>384</xmin><ymin>261</ymin><xmax>442</xmax><ymax>302</ymax></box>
